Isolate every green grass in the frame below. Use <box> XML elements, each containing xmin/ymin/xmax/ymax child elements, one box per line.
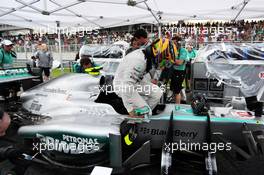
<box><xmin>51</xmin><ymin>68</ymin><xmax>72</xmax><ymax>78</ymax></box>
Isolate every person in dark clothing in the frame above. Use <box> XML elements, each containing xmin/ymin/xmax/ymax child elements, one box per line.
<box><xmin>35</xmin><ymin>44</ymin><xmax>53</xmax><ymax>81</ymax></box>
<box><xmin>0</xmin><ymin>108</ymin><xmax>27</xmax><ymax>174</ymax></box>
<box><xmin>125</xmin><ymin>37</ymin><xmax>140</xmax><ymax>55</ymax></box>
<box><xmin>74</xmin><ymin>56</ymin><xmax>93</xmax><ymax>73</ymax></box>
<box><xmin>75</xmin><ymin>52</ymin><xmax>80</xmax><ymax>61</ymax></box>
<box><xmin>170</xmin><ymin>35</ymin><xmax>188</xmax><ymax>104</ymax></box>
<box><xmin>133</xmin><ymin>29</ymin><xmax>148</xmax><ymax>47</ymax></box>
<box><xmin>26</xmin><ymin>56</ymin><xmax>37</xmax><ymax>74</ymax></box>
<box><xmin>0</xmin><ymin>108</ymin><xmax>10</xmax><ymax>137</ymax></box>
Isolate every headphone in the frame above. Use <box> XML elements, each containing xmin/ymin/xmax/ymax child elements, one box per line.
<box><xmin>191</xmin><ymin>94</ymin><xmax>209</xmax><ymax>116</ymax></box>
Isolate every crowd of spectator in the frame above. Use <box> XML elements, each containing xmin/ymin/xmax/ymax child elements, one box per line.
<box><xmin>162</xmin><ymin>20</ymin><xmax>264</xmax><ymax>43</ymax></box>
<box><xmin>0</xmin><ymin>20</ymin><xmax>263</xmax><ymax>51</ymax></box>
<box><xmin>0</xmin><ymin>31</ymin><xmax>131</xmax><ymax>47</ymax></box>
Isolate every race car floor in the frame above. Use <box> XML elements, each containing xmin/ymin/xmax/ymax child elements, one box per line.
<box><xmin>2</xmin><ymin>157</ymin><xmax>263</xmax><ymax>175</ymax></box>
<box><xmin>1</xmin><ymin>153</ymin><xmax>263</xmax><ymax>175</ymax></box>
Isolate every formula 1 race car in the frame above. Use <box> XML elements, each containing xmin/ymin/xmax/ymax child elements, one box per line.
<box><xmin>3</xmin><ymin>72</ymin><xmax>264</xmax><ymax>175</ymax></box>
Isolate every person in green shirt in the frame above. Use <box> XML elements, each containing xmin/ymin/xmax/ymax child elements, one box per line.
<box><xmin>73</xmin><ymin>56</ymin><xmax>93</xmax><ymax>73</ymax></box>
<box><xmin>73</xmin><ymin>54</ymin><xmax>101</xmax><ymax>75</ymax></box>
<box><xmin>0</xmin><ymin>40</ymin><xmax>19</xmax><ymax>99</ymax></box>
<box><xmin>186</xmin><ymin>44</ymin><xmax>197</xmax><ymax>60</ymax></box>
<box><xmin>170</xmin><ymin>35</ymin><xmax>188</xmax><ymax>104</ymax></box>
<box><xmin>186</xmin><ymin>44</ymin><xmax>197</xmax><ymax>91</ymax></box>
<box><xmin>0</xmin><ymin>40</ymin><xmax>16</xmax><ymax>68</ymax></box>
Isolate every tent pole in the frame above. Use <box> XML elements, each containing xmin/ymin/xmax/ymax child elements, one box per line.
<box><xmin>158</xmin><ymin>24</ymin><xmax>162</xmax><ymax>38</ymax></box>
<box><xmin>143</xmin><ymin>1</ymin><xmax>160</xmax><ymax>24</ymax></box>
<box><xmin>43</xmin><ymin>0</ymin><xmax>47</xmax><ymax>11</ymax></box>
<box><xmin>49</xmin><ymin>0</ymin><xmax>103</xmax><ymax>28</ymax></box>
<box><xmin>232</xmin><ymin>0</ymin><xmax>250</xmax><ymax>21</ymax></box>
<box><xmin>141</xmin><ymin>1</ymin><xmax>162</xmax><ymax>38</ymax></box>
<box><xmin>56</xmin><ymin>21</ymin><xmax>63</xmax><ymax>73</ymax></box>
<box><xmin>0</xmin><ymin>0</ymin><xmax>39</xmax><ymax>18</ymax></box>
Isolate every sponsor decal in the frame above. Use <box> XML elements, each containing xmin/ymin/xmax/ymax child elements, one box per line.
<box><xmin>43</xmin><ymin>87</ymin><xmax>67</xmax><ymax>94</ymax></box>
<box><xmin>0</xmin><ymin>68</ymin><xmax>28</xmax><ymax>76</ymax></box>
<box><xmin>29</xmin><ymin>100</ymin><xmax>42</xmax><ymax>111</ymax></box>
<box><xmin>139</xmin><ymin>127</ymin><xmax>198</xmax><ymax>139</ymax></box>
<box><xmin>34</xmin><ymin>134</ymin><xmax>100</xmax><ymax>154</ymax></box>
<box><xmin>35</xmin><ymin>93</ymin><xmax>48</xmax><ymax>97</ymax></box>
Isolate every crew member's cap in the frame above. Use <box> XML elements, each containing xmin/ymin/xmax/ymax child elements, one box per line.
<box><xmin>1</xmin><ymin>40</ymin><xmax>13</xmax><ymax>46</ymax></box>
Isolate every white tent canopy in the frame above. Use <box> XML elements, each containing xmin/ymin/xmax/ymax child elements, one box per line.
<box><xmin>0</xmin><ymin>0</ymin><xmax>264</xmax><ymax>30</ymax></box>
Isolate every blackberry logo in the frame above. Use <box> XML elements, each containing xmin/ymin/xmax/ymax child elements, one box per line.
<box><xmin>139</xmin><ymin>127</ymin><xmax>198</xmax><ymax>139</ymax></box>
<box><xmin>139</xmin><ymin>127</ymin><xmax>150</xmax><ymax>134</ymax></box>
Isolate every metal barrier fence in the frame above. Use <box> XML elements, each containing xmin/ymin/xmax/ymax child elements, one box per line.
<box><xmin>14</xmin><ymin>41</ymin><xmax>264</xmax><ymax>53</ymax></box>
<box><xmin>195</xmin><ymin>41</ymin><xmax>263</xmax><ymax>49</ymax></box>
<box><xmin>14</xmin><ymin>41</ymin><xmax>264</xmax><ymax>60</ymax></box>
<box><xmin>13</xmin><ymin>44</ymin><xmax>83</xmax><ymax>53</ymax></box>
